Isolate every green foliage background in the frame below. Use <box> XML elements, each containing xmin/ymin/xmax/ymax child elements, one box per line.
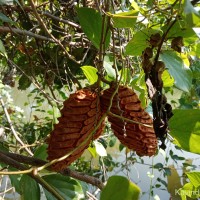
<box><xmin>0</xmin><ymin>0</ymin><xmax>200</xmax><ymax>199</ymax></box>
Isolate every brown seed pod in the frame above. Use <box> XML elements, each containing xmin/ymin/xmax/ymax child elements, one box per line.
<box><xmin>101</xmin><ymin>85</ymin><xmax>157</xmax><ymax>156</ymax></box>
<box><xmin>171</xmin><ymin>36</ymin><xmax>184</xmax><ymax>53</ymax></box>
<box><xmin>47</xmin><ymin>89</ymin><xmax>105</xmax><ymax>171</ymax></box>
<box><xmin>150</xmin><ymin>33</ymin><xmax>162</xmax><ymax>47</ymax></box>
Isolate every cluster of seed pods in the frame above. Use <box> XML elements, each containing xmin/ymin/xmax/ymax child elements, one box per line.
<box><xmin>47</xmin><ymin>85</ymin><xmax>158</xmax><ymax>171</ymax></box>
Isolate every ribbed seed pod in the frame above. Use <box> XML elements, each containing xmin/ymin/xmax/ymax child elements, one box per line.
<box><xmin>101</xmin><ymin>85</ymin><xmax>157</xmax><ymax>156</ymax></box>
<box><xmin>47</xmin><ymin>89</ymin><xmax>105</xmax><ymax>171</ymax></box>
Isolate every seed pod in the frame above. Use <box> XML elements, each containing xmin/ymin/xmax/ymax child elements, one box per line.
<box><xmin>101</xmin><ymin>85</ymin><xmax>157</xmax><ymax>156</ymax></box>
<box><xmin>47</xmin><ymin>89</ymin><xmax>105</xmax><ymax>171</ymax></box>
<box><xmin>171</xmin><ymin>36</ymin><xmax>184</xmax><ymax>53</ymax></box>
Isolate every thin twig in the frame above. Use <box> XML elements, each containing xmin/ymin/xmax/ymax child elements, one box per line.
<box><xmin>0</xmin><ymin>26</ymin><xmax>54</xmax><ymax>41</ymax></box>
<box><xmin>0</xmin><ymin>97</ymin><xmax>33</xmax><ymax>156</ymax></box>
<box><xmin>108</xmin><ymin>111</ymin><xmax>153</xmax><ymax>128</ymax></box>
<box><xmin>28</xmin><ymin>0</ymin><xmax>81</xmax><ymax>65</ymax></box>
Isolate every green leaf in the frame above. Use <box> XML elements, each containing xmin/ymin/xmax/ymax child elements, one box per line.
<box><xmin>163</xmin><ymin>21</ymin><xmax>198</xmax><ymax>46</ymax></box>
<box><xmin>153</xmin><ymin>163</ymin><xmax>163</xmax><ymax>169</ymax></box>
<box><xmin>169</xmin><ymin>109</ymin><xmax>200</xmax><ymax>154</ymax></box>
<box><xmin>180</xmin><ymin>182</ymin><xmax>200</xmax><ymax>198</ymax></box>
<box><xmin>160</xmin><ymin>50</ymin><xmax>192</xmax><ymax>92</ymax></box>
<box><xmin>103</xmin><ymin>55</ymin><xmax>117</xmax><ymax>79</ymax></box>
<box><xmin>108</xmin><ymin>10</ymin><xmax>139</xmax><ymax>28</ymax></box>
<box><xmin>88</xmin><ymin>144</ymin><xmax>97</xmax><ymax>158</ymax></box>
<box><xmin>183</xmin><ymin>0</ymin><xmax>200</xmax><ymax>27</ymax></box>
<box><xmin>0</xmin><ymin>39</ymin><xmax>7</xmax><ymax>58</ymax></box>
<box><xmin>81</xmin><ymin>66</ymin><xmax>98</xmax><ymax>84</ymax></box>
<box><xmin>20</xmin><ymin>175</ymin><xmax>40</xmax><ymax>200</ymax></box>
<box><xmin>43</xmin><ymin>174</ymin><xmax>84</xmax><ymax>200</ymax></box>
<box><xmin>186</xmin><ymin>172</ymin><xmax>200</xmax><ymax>188</ymax></box>
<box><xmin>9</xmin><ymin>173</ymin><xmax>21</xmax><ymax>194</ymax></box>
<box><xmin>162</xmin><ymin>70</ymin><xmax>174</xmax><ymax>87</ymax></box>
<box><xmin>125</xmin><ymin>29</ymin><xmax>161</xmax><ymax>56</ymax></box>
<box><xmin>34</xmin><ymin>144</ymin><xmax>48</xmax><ymax>161</ymax></box>
<box><xmin>100</xmin><ymin>176</ymin><xmax>141</xmax><ymax>200</ymax></box>
<box><xmin>0</xmin><ymin>12</ymin><xmax>16</xmax><ymax>24</ymax></box>
<box><xmin>77</xmin><ymin>7</ymin><xmax>110</xmax><ymax>50</ymax></box>
<box><xmin>94</xmin><ymin>141</ymin><xmax>107</xmax><ymax>157</ymax></box>
<box><xmin>18</xmin><ymin>75</ymin><xmax>32</xmax><ymax>90</ymax></box>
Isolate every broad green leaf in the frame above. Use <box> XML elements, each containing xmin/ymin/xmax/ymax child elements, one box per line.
<box><xmin>180</xmin><ymin>182</ymin><xmax>200</xmax><ymax>198</ymax></box>
<box><xmin>186</xmin><ymin>172</ymin><xmax>200</xmax><ymax>188</ymax></box>
<box><xmin>183</xmin><ymin>0</ymin><xmax>200</xmax><ymax>27</ymax></box>
<box><xmin>81</xmin><ymin>66</ymin><xmax>98</xmax><ymax>84</ymax></box>
<box><xmin>130</xmin><ymin>0</ymin><xmax>140</xmax><ymax>11</ymax></box>
<box><xmin>77</xmin><ymin>7</ymin><xmax>110</xmax><ymax>50</ymax></box>
<box><xmin>94</xmin><ymin>141</ymin><xmax>107</xmax><ymax>157</ymax></box>
<box><xmin>103</xmin><ymin>55</ymin><xmax>117</xmax><ymax>79</ymax></box>
<box><xmin>20</xmin><ymin>175</ymin><xmax>40</xmax><ymax>200</ymax></box>
<box><xmin>160</xmin><ymin>50</ymin><xmax>192</xmax><ymax>92</ymax></box>
<box><xmin>0</xmin><ymin>12</ymin><xmax>15</xmax><ymax>24</ymax></box>
<box><xmin>163</xmin><ymin>21</ymin><xmax>198</xmax><ymax>45</ymax></box>
<box><xmin>0</xmin><ymin>39</ymin><xmax>7</xmax><ymax>58</ymax></box>
<box><xmin>43</xmin><ymin>174</ymin><xmax>84</xmax><ymax>200</ymax></box>
<box><xmin>100</xmin><ymin>176</ymin><xmax>141</xmax><ymax>200</ymax></box>
<box><xmin>162</xmin><ymin>70</ymin><xmax>174</xmax><ymax>87</ymax></box>
<box><xmin>125</xmin><ymin>29</ymin><xmax>162</xmax><ymax>56</ymax></box>
<box><xmin>34</xmin><ymin>144</ymin><xmax>48</xmax><ymax>161</ymax></box>
<box><xmin>9</xmin><ymin>173</ymin><xmax>21</xmax><ymax>194</ymax></box>
<box><xmin>108</xmin><ymin>10</ymin><xmax>138</xmax><ymax>28</ymax></box>
<box><xmin>169</xmin><ymin>109</ymin><xmax>200</xmax><ymax>154</ymax></box>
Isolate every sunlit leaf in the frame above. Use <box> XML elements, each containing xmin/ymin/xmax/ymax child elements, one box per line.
<box><xmin>20</xmin><ymin>175</ymin><xmax>40</xmax><ymax>200</ymax></box>
<box><xmin>43</xmin><ymin>174</ymin><xmax>84</xmax><ymax>200</ymax></box>
<box><xmin>125</xmin><ymin>29</ymin><xmax>162</xmax><ymax>56</ymax></box>
<box><xmin>180</xmin><ymin>182</ymin><xmax>200</xmax><ymax>198</ymax></box>
<box><xmin>169</xmin><ymin>109</ymin><xmax>200</xmax><ymax>154</ymax></box>
<box><xmin>81</xmin><ymin>66</ymin><xmax>98</xmax><ymax>84</ymax></box>
<box><xmin>162</xmin><ymin>70</ymin><xmax>174</xmax><ymax>87</ymax></box>
<box><xmin>94</xmin><ymin>141</ymin><xmax>107</xmax><ymax>157</ymax></box>
<box><xmin>186</xmin><ymin>172</ymin><xmax>200</xmax><ymax>188</ymax></box>
<box><xmin>100</xmin><ymin>176</ymin><xmax>141</xmax><ymax>200</ymax></box>
<box><xmin>77</xmin><ymin>7</ymin><xmax>110</xmax><ymax>50</ymax></box>
<box><xmin>88</xmin><ymin>144</ymin><xmax>97</xmax><ymax>158</ymax></box>
<box><xmin>108</xmin><ymin>10</ymin><xmax>138</xmax><ymax>28</ymax></box>
<box><xmin>0</xmin><ymin>39</ymin><xmax>7</xmax><ymax>58</ymax></box>
<box><xmin>183</xmin><ymin>0</ymin><xmax>200</xmax><ymax>27</ymax></box>
<box><xmin>160</xmin><ymin>50</ymin><xmax>192</xmax><ymax>92</ymax></box>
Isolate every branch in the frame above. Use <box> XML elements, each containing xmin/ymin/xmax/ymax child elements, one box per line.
<box><xmin>28</xmin><ymin>0</ymin><xmax>81</xmax><ymax>65</ymax></box>
<box><xmin>0</xmin><ymin>26</ymin><xmax>54</xmax><ymax>41</ymax></box>
<box><xmin>1</xmin><ymin>6</ymin><xmax>81</xmax><ymax>29</ymax></box>
<box><xmin>0</xmin><ymin>96</ymin><xmax>33</xmax><ymax>156</ymax></box>
<box><xmin>0</xmin><ymin>150</ymin><xmax>105</xmax><ymax>190</ymax></box>
<box><xmin>0</xmin><ymin>151</ymin><xmax>65</xmax><ymax>200</ymax></box>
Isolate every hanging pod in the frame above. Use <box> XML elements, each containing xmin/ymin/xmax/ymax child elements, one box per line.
<box><xmin>47</xmin><ymin>88</ymin><xmax>105</xmax><ymax>171</ymax></box>
<box><xmin>101</xmin><ymin>84</ymin><xmax>157</xmax><ymax>156</ymax></box>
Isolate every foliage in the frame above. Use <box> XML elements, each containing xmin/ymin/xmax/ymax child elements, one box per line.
<box><xmin>0</xmin><ymin>0</ymin><xmax>200</xmax><ymax>199</ymax></box>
